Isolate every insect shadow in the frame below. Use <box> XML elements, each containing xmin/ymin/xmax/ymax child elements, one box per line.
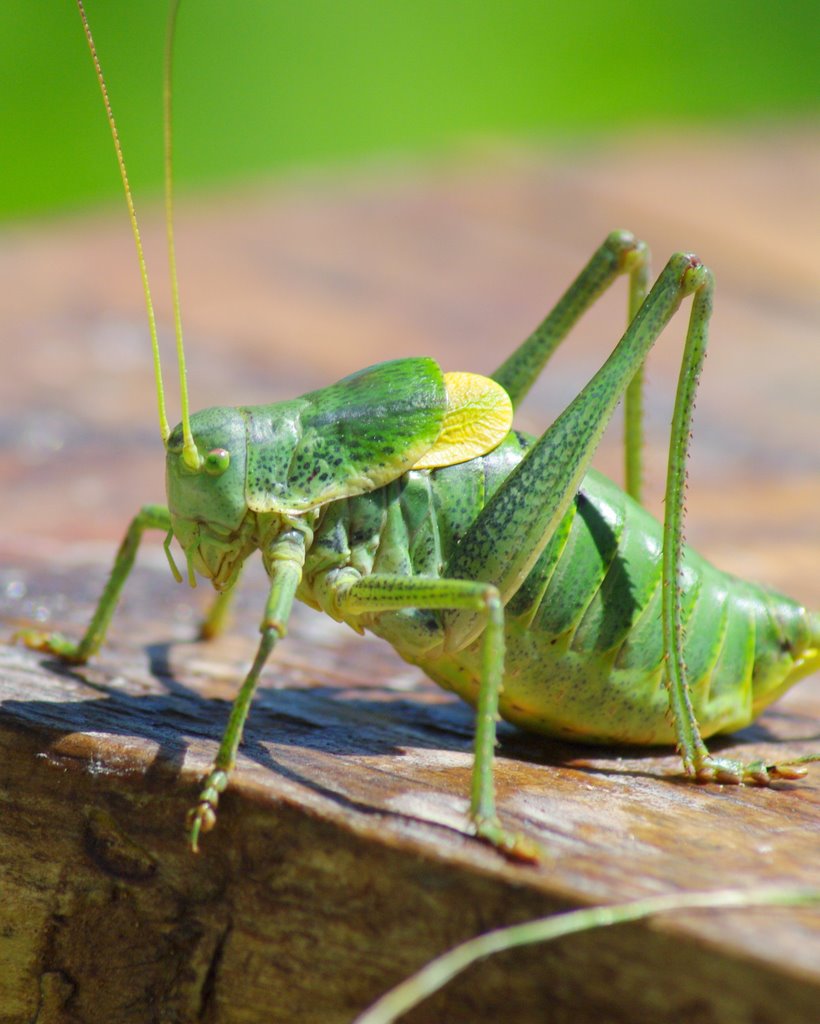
<box><xmin>7</xmin><ymin>622</ymin><xmax>815</xmax><ymax>831</ymax></box>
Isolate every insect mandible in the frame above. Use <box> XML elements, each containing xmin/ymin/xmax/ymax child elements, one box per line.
<box><xmin>16</xmin><ymin>0</ymin><xmax>820</xmax><ymax>860</ymax></box>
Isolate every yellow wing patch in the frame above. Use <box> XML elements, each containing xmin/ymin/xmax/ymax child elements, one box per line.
<box><xmin>412</xmin><ymin>372</ymin><xmax>513</xmax><ymax>470</ymax></box>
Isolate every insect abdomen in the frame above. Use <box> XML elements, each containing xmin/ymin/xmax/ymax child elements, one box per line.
<box><xmin>303</xmin><ymin>437</ymin><xmax>819</xmax><ymax>746</ymax></box>
<box><xmin>421</xmin><ymin>460</ymin><xmax>819</xmax><ymax>744</ymax></box>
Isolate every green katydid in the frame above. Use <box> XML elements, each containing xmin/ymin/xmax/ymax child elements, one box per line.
<box><xmin>16</xmin><ymin>0</ymin><xmax>820</xmax><ymax>861</ymax></box>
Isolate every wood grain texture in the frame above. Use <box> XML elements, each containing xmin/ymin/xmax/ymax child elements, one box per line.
<box><xmin>1</xmin><ymin>129</ymin><xmax>819</xmax><ymax>1023</ymax></box>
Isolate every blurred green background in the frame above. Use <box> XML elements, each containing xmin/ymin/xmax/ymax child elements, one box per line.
<box><xmin>1</xmin><ymin>0</ymin><xmax>817</xmax><ymax>221</ymax></box>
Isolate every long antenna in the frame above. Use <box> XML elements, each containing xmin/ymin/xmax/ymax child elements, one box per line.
<box><xmin>76</xmin><ymin>0</ymin><xmax>171</xmax><ymax>446</ymax></box>
<box><xmin>163</xmin><ymin>0</ymin><xmax>201</xmax><ymax>470</ymax></box>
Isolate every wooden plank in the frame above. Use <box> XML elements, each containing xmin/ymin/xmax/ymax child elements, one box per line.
<box><xmin>1</xmin><ymin>131</ymin><xmax>819</xmax><ymax>1023</ymax></box>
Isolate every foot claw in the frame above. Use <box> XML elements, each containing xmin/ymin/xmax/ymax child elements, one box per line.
<box><xmin>14</xmin><ymin>629</ymin><xmax>86</xmax><ymax>664</ymax></box>
<box><xmin>186</xmin><ymin>803</ymin><xmax>216</xmax><ymax>853</ymax></box>
<box><xmin>695</xmin><ymin>755</ymin><xmax>815</xmax><ymax>787</ymax></box>
<box><xmin>187</xmin><ymin>769</ymin><xmax>229</xmax><ymax>851</ymax></box>
<box><xmin>768</xmin><ymin>763</ymin><xmax>809</xmax><ymax>781</ymax></box>
<box><xmin>472</xmin><ymin>816</ymin><xmax>543</xmax><ymax>864</ymax></box>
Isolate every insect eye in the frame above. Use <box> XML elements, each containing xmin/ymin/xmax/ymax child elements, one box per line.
<box><xmin>204</xmin><ymin>448</ymin><xmax>230</xmax><ymax>476</ymax></box>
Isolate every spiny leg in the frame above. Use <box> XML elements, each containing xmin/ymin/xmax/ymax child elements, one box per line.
<box><xmin>661</xmin><ymin>276</ymin><xmax>817</xmax><ymax>785</ymax></box>
<box><xmin>330</xmin><ymin>572</ymin><xmax>539</xmax><ymax>861</ymax></box>
<box><xmin>15</xmin><ymin>504</ymin><xmax>172</xmax><ymax>663</ymax></box>
<box><xmin>446</xmin><ymin>253</ymin><xmax>701</xmax><ymax>649</ymax></box>
<box><xmin>659</xmin><ymin>266</ymin><xmax>715</xmax><ymax>777</ymax></box>
<box><xmin>491</xmin><ymin>229</ymin><xmax>651</xmax><ymax>503</ymax></box>
<box><xmin>188</xmin><ymin>530</ymin><xmax>305</xmax><ymax>850</ymax></box>
<box><xmin>624</xmin><ymin>250</ymin><xmax>650</xmax><ymax>503</ymax></box>
<box><xmin>457</xmin><ymin>253</ymin><xmax>782</xmax><ymax>785</ymax></box>
<box><xmin>460</xmin><ymin>251</ymin><xmax>806</xmax><ymax>786</ymax></box>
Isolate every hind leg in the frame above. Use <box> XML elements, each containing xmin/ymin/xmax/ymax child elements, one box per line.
<box><xmin>491</xmin><ymin>230</ymin><xmax>650</xmax><ymax>501</ymax></box>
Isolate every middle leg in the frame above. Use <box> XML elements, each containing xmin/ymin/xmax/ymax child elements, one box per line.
<box><xmin>328</xmin><ymin>571</ymin><xmax>539</xmax><ymax>860</ymax></box>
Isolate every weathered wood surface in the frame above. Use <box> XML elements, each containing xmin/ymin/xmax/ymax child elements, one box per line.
<box><xmin>1</xmin><ymin>131</ymin><xmax>819</xmax><ymax>1023</ymax></box>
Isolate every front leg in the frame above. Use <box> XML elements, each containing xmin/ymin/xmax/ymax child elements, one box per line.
<box><xmin>188</xmin><ymin>528</ymin><xmax>305</xmax><ymax>851</ymax></box>
<box><xmin>15</xmin><ymin>504</ymin><xmax>172</xmax><ymax>663</ymax></box>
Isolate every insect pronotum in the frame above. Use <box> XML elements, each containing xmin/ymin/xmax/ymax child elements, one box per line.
<box><xmin>16</xmin><ymin>0</ymin><xmax>819</xmax><ymax>865</ymax></box>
